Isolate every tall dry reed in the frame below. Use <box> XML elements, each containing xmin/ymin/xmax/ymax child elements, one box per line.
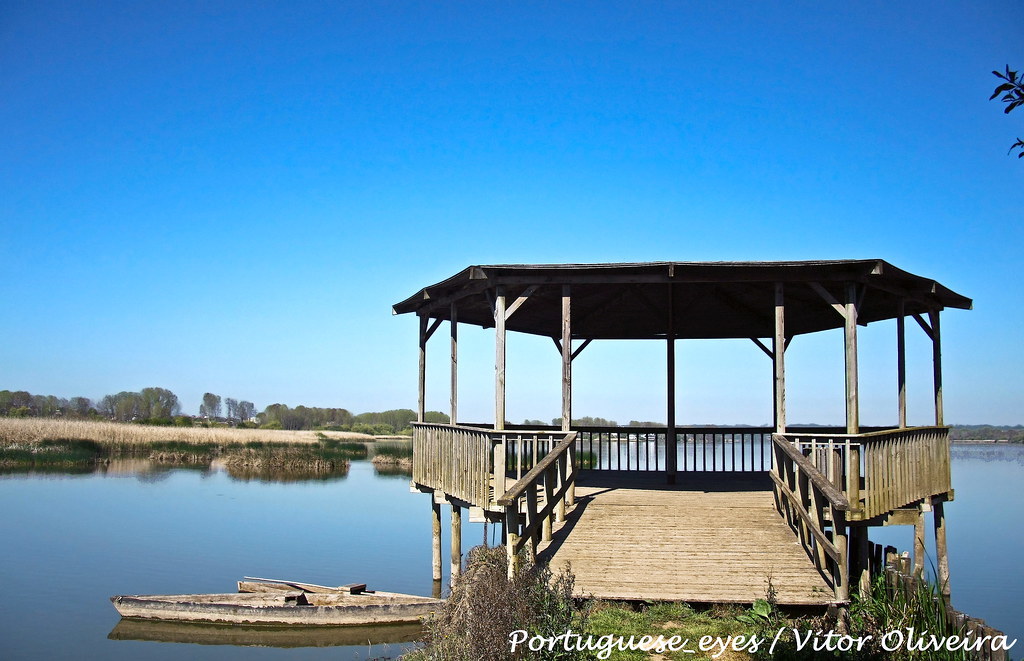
<box><xmin>0</xmin><ymin>418</ymin><xmax>371</xmax><ymax>448</ymax></box>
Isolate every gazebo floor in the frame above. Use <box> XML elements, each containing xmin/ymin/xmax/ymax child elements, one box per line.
<box><xmin>537</xmin><ymin>471</ymin><xmax>836</xmax><ymax>605</ymax></box>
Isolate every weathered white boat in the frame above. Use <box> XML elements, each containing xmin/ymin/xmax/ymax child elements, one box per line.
<box><xmin>110</xmin><ymin>579</ymin><xmax>441</xmax><ymax>626</ymax></box>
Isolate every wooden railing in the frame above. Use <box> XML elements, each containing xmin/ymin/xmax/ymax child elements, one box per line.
<box><xmin>412</xmin><ymin>423</ymin><xmax>578</xmax><ymax>510</ymax></box>
<box><xmin>412</xmin><ymin>423</ymin><xmax>496</xmax><ymax>507</ymax></box>
<box><xmin>463</xmin><ymin>423</ymin><xmax>890</xmax><ymax>474</ymax></box>
<box><xmin>495</xmin><ymin>430</ymin><xmax>579</xmax><ymax>480</ymax></box>
<box><xmin>497</xmin><ymin>431</ymin><xmax>578</xmax><ymax>576</ymax></box>
<box><xmin>782</xmin><ymin>426</ymin><xmax>951</xmax><ymax>520</ymax></box>
<box><xmin>861</xmin><ymin>427</ymin><xmax>951</xmax><ymax>519</ymax></box>
<box><xmin>574</xmin><ymin>426</ymin><xmax>775</xmax><ymax>472</ymax></box>
<box><xmin>770</xmin><ymin>434</ymin><xmax>851</xmax><ymax>601</ymax></box>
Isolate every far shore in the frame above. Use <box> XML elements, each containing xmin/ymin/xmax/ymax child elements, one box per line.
<box><xmin>0</xmin><ymin>418</ymin><xmax>412</xmax><ymax>471</ymax></box>
<box><xmin>952</xmin><ymin>438</ymin><xmax>1013</xmax><ymax>444</ymax></box>
<box><xmin>0</xmin><ymin>418</ymin><xmax>376</xmax><ymax>446</ymax></box>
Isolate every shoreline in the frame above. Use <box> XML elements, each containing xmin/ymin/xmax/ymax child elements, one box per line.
<box><xmin>951</xmin><ymin>439</ymin><xmax>1014</xmax><ymax>444</ymax></box>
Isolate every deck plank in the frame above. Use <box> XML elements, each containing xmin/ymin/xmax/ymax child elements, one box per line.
<box><xmin>537</xmin><ymin>471</ymin><xmax>835</xmax><ymax>605</ymax></box>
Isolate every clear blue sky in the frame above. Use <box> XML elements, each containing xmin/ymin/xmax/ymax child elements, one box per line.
<box><xmin>1</xmin><ymin>1</ymin><xmax>1020</xmax><ymax>426</ymax></box>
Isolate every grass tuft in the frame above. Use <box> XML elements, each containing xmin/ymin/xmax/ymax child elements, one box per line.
<box><xmin>408</xmin><ymin>546</ymin><xmax>589</xmax><ymax>661</ymax></box>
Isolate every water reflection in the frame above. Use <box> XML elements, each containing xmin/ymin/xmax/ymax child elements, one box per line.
<box><xmin>223</xmin><ymin>462</ymin><xmax>350</xmax><ymax>483</ymax></box>
<box><xmin>108</xmin><ymin>618</ymin><xmax>423</xmax><ymax>648</ymax></box>
<box><xmin>951</xmin><ymin>443</ymin><xmax>1024</xmax><ymax>465</ymax></box>
<box><xmin>372</xmin><ymin>464</ymin><xmax>413</xmax><ymax>479</ymax></box>
<box><xmin>0</xmin><ymin>458</ymin><xmax>353</xmax><ymax>483</ymax></box>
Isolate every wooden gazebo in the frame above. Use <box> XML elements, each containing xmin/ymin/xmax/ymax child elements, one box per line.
<box><xmin>394</xmin><ymin>260</ymin><xmax>971</xmax><ymax>604</ymax></box>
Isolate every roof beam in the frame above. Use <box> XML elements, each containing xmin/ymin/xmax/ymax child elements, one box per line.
<box><xmin>808</xmin><ymin>282</ymin><xmax>848</xmax><ymax>320</ymax></box>
<box><xmin>631</xmin><ymin>283</ymin><xmax>668</xmax><ymax>322</ymax></box>
<box><xmin>913</xmin><ymin>313</ymin><xmax>934</xmax><ymax>341</ymax></box>
<box><xmin>714</xmin><ymin>285</ymin><xmax>775</xmax><ymax>332</ymax></box>
<box><xmin>750</xmin><ymin>337</ymin><xmax>774</xmax><ymax>359</ymax></box>
<box><xmin>552</xmin><ymin>337</ymin><xmax>593</xmax><ymax>362</ymax></box>
<box><xmin>404</xmin><ymin>280</ymin><xmax>491</xmax><ymax>317</ymax></box>
<box><xmin>504</xmin><ymin>285</ymin><xmax>540</xmax><ymax>320</ymax></box>
<box><xmin>423</xmin><ymin>317</ymin><xmax>443</xmax><ymax>342</ymax></box>
<box><xmin>571</xmin><ymin>338</ymin><xmax>593</xmax><ymax>361</ymax></box>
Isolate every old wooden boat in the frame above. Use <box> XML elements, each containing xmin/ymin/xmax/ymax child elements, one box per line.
<box><xmin>110</xmin><ymin>578</ymin><xmax>441</xmax><ymax>626</ymax></box>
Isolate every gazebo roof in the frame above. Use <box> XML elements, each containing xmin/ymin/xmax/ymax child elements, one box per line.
<box><xmin>393</xmin><ymin>260</ymin><xmax>972</xmax><ymax>340</ymax></box>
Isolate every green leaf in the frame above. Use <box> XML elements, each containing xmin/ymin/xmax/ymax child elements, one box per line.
<box><xmin>752</xmin><ymin>599</ymin><xmax>772</xmax><ymax>617</ymax></box>
<box><xmin>991</xmin><ymin>83</ymin><xmax>1013</xmax><ymax>99</ymax></box>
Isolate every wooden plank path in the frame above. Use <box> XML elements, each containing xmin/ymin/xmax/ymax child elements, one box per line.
<box><xmin>536</xmin><ymin>471</ymin><xmax>835</xmax><ymax>605</ymax></box>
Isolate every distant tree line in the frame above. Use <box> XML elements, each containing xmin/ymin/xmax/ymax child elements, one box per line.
<box><xmin>0</xmin><ymin>387</ymin><xmax>450</xmax><ymax>435</ymax></box>
<box><xmin>199</xmin><ymin>393</ymin><xmax>255</xmax><ymax>424</ymax></box>
<box><xmin>950</xmin><ymin>424</ymin><xmax>1024</xmax><ymax>443</ymax></box>
<box><xmin>257</xmin><ymin>405</ymin><xmax>448</xmax><ymax>434</ymax></box>
<box><xmin>0</xmin><ymin>390</ymin><xmax>97</xmax><ymax>419</ymax></box>
<box><xmin>0</xmin><ymin>387</ymin><xmax>182</xmax><ymax>423</ymax></box>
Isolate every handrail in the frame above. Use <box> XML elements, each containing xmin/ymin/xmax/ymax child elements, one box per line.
<box><xmin>498</xmin><ymin>432</ymin><xmax>577</xmax><ymax>506</ymax></box>
<box><xmin>782</xmin><ymin>426</ymin><xmax>952</xmax><ymax>519</ymax></box>
<box><xmin>497</xmin><ymin>431</ymin><xmax>579</xmax><ymax>577</ymax></box>
<box><xmin>772</xmin><ymin>435</ymin><xmax>850</xmax><ymax>511</ymax></box>
<box><xmin>414</xmin><ymin>421</ymin><xmax>514</xmax><ymax>434</ymax></box>
<box><xmin>412</xmin><ymin>423</ymin><xmax>496</xmax><ymax>507</ymax></box>
<box><xmin>464</xmin><ymin>422</ymin><xmax>891</xmax><ymax>434</ymax></box>
<box><xmin>783</xmin><ymin>425</ymin><xmax>948</xmax><ymax>440</ymax></box>
<box><xmin>770</xmin><ymin>432</ymin><xmax>851</xmax><ymax>601</ymax></box>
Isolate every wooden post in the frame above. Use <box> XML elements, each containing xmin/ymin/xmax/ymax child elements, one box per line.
<box><xmin>833</xmin><ymin>509</ymin><xmax>849</xmax><ymax>602</ymax></box>
<box><xmin>495</xmin><ymin>287</ymin><xmax>506</xmax><ymax>431</ymax></box>
<box><xmin>773</xmin><ymin>283</ymin><xmax>786</xmax><ymax>433</ymax></box>
<box><xmin>844</xmin><ymin>283</ymin><xmax>859</xmax><ymax>434</ymax></box>
<box><xmin>566</xmin><ymin>443</ymin><xmax>577</xmax><ymax>506</ymax></box>
<box><xmin>561</xmin><ymin>285</ymin><xmax>576</xmax><ymax>506</ymax></box>
<box><xmin>431</xmin><ymin>499</ymin><xmax>442</xmax><ymax>581</ymax></box>
<box><xmin>555</xmin><ymin>454</ymin><xmax>566</xmax><ymax>522</ymax></box>
<box><xmin>561</xmin><ymin>286</ymin><xmax>572</xmax><ymax>430</ymax></box>
<box><xmin>450</xmin><ymin>502</ymin><xmax>462</xmax><ymax>580</ymax></box>
<box><xmin>930</xmin><ymin>310</ymin><xmax>943</xmax><ymax>426</ymax></box>
<box><xmin>450</xmin><ymin>303</ymin><xmax>458</xmax><ymax>425</ymax></box>
<box><xmin>543</xmin><ymin>466</ymin><xmax>554</xmax><ymax>542</ymax></box>
<box><xmin>897</xmin><ymin>300</ymin><xmax>907</xmax><ymax>429</ymax></box>
<box><xmin>493</xmin><ymin>436</ymin><xmax>506</xmax><ymax>504</ymax></box>
<box><xmin>934</xmin><ymin>499</ymin><xmax>951</xmax><ymax>603</ymax></box>
<box><xmin>666</xmin><ymin>283</ymin><xmax>677</xmax><ymax>484</ymax></box>
<box><xmin>856</xmin><ymin>526</ymin><xmax>870</xmax><ymax>595</ymax></box>
<box><xmin>504</xmin><ymin>507</ymin><xmax>520</xmax><ymax>579</ymax></box>
<box><xmin>525</xmin><ymin>485</ymin><xmax>538</xmax><ymax>563</ymax></box>
<box><xmin>913</xmin><ymin>504</ymin><xmax>926</xmax><ymax>579</ymax></box>
<box><xmin>843</xmin><ymin>283</ymin><xmax>866</xmax><ymax>593</ymax></box>
<box><xmin>418</xmin><ymin>315</ymin><xmax>428</xmax><ymax>423</ymax></box>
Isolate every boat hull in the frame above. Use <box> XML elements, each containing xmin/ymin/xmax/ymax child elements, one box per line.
<box><xmin>110</xmin><ymin>591</ymin><xmax>440</xmax><ymax>626</ymax></box>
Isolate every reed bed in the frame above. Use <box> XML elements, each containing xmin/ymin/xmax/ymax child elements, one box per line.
<box><xmin>372</xmin><ymin>441</ymin><xmax>414</xmax><ymax>459</ymax></box>
<box><xmin>0</xmin><ymin>418</ymin><xmax>371</xmax><ymax>449</ymax></box>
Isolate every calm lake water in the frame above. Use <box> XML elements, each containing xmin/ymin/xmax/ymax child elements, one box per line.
<box><xmin>0</xmin><ymin>459</ymin><xmax>485</xmax><ymax>661</ymax></box>
<box><xmin>1</xmin><ymin>444</ymin><xmax>1020</xmax><ymax>659</ymax></box>
<box><xmin>870</xmin><ymin>443</ymin><xmax>1024</xmax><ymax>645</ymax></box>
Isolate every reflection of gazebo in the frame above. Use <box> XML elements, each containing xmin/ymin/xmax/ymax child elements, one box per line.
<box><xmin>394</xmin><ymin>260</ymin><xmax>971</xmax><ymax>605</ymax></box>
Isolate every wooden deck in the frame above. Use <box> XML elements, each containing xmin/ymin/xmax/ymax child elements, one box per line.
<box><xmin>537</xmin><ymin>471</ymin><xmax>835</xmax><ymax>605</ymax></box>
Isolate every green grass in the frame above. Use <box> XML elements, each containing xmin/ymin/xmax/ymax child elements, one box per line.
<box><xmin>373</xmin><ymin>441</ymin><xmax>413</xmax><ymax>459</ymax></box>
<box><xmin>143</xmin><ymin>441</ymin><xmax>220</xmax><ymax>455</ymax></box>
<box><xmin>586</xmin><ymin>602</ymin><xmax>752</xmax><ymax>660</ymax></box>
<box><xmin>313</xmin><ymin>436</ymin><xmax>369</xmax><ymax>459</ymax></box>
<box><xmin>0</xmin><ymin>439</ymin><xmax>103</xmax><ymax>466</ymax></box>
<box><xmin>0</xmin><ymin>435</ymin><xmax>370</xmax><ymax>468</ymax></box>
